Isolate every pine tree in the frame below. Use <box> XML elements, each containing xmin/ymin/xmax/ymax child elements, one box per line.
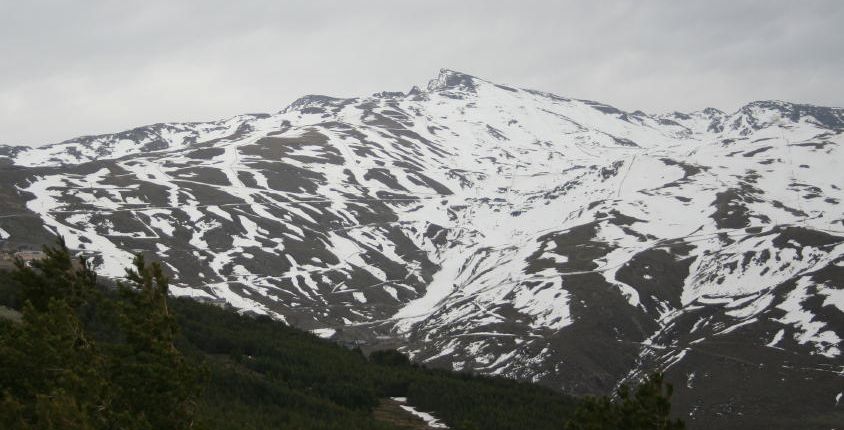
<box><xmin>565</xmin><ymin>372</ymin><xmax>685</xmax><ymax>430</ymax></box>
<box><xmin>108</xmin><ymin>254</ymin><xmax>202</xmax><ymax>430</ymax></box>
<box><xmin>10</xmin><ymin>238</ymin><xmax>97</xmax><ymax>313</ymax></box>
<box><xmin>0</xmin><ymin>241</ymin><xmax>106</xmax><ymax>429</ymax></box>
<box><xmin>0</xmin><ymin>241</ymin><xmax>202</xmax><ymax>429</ymax></box>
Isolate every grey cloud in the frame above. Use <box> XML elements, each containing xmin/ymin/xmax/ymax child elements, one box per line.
<box><xmin>1</xmin><ymin>0</ymin><xmax>841</xmax><ymax>146</ymax></box>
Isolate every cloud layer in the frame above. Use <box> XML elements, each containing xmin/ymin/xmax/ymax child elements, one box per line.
<box><xmin>1</xmin><ymin>0</ymin><xmax>842</xmax><ymax>146</ymax></box>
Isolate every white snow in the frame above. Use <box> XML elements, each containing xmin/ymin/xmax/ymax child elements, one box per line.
<box><xmin>352</xmin><ymin>291</ymin><xmax>367</xmax><ymax>303</ymax></box>
<box><xmin>311</xmin><ymin>328</ymin><xmax>336</xmax><ymax>338</ymax></box>
<box><xmin>776</xmin><ymin>277</ymin><xmax>841</xmax><ymax>357</ymax></box>
<box><xmin>766</xmin><ymin>329</ymin><xmax>785</xmax><ymax>348</ymax></box>
<box><xmin>390</xmin><ymin>397</ymin><xmax>449</xmax><ymax>428</ymax></box>
<box><xmin>9</xmin><ymin>70</ymin><xmax>843</xmax><ymax>383</ymax></box>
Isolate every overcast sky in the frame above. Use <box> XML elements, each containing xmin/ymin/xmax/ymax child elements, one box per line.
<box><xmin>1</xmin><ymin>1</ymin><xmax>842</xmax><ymax>147</ymax></box>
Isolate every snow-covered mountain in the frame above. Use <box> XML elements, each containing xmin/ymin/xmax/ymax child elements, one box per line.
<box><xmin>1</xmin><ymin>69</ymin><xmax>842</xmax><ymax>428</ymax></box>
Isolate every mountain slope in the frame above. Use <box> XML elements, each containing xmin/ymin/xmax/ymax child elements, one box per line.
<box><xmin>0</xmin><ymin>251</ymin><xmax>579</xmax><ymax>430</ymax></box>
<box><xmin>1</xmin><ymin>69</ymin><xmax>842</xmax><ymax>428</ymax></box>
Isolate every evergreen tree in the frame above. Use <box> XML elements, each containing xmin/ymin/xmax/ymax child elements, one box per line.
<box><xmin>1</xmin><ymin>239</ymin><xmax>595</xmax><ymax>429</ymax></box>
<box><xmin>565</xmin><ymin>372</ymin><xmax>685</xmax><ymax>430</ymax></box>
<box><xmin>10</xmin><ymin>238</ymin><xmax>97</xmax><ymax>313</ymax></box>
<box><xmin>0</xmin><ymin>241</ymin><xmax>106</xmax><ymax>429</ymax></box>
<box><xmin>108</xmin><ymin>254</ymin><xmax>203</xmax><ymax>429</ymax></box>
<box><xmin>0</xmin><ymin>241</ymin><xmax>201</xmax><ymax>429</ymax></box>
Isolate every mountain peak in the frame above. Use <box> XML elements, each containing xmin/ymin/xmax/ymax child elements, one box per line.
<box><xmin>282</xmin><ymin>94</ymin><xmax>348</xmax><ymax>114</ymax></box>
<box><xmin>2</xmin><ymin>71</ymin><xmax>841</xmax><ymax>428</ymax></box>
<box><xmin>426</xmin><ymin>68</ymin><xmax>479</xmax><ymax>92</ymax></box>
<box><xmin>736</xmin><ymin>100</ymin><xmax>844</xmax><ymax>130</ymax></box>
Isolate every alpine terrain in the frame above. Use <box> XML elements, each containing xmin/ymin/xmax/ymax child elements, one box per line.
<box><xmin>0</xmin><ymin>69</ymin><xmax>842</xmax><ymax>428</ymax></box>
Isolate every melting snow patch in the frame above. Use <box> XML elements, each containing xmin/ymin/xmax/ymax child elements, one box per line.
<box><xmin>390</xmin><ymin>397</ymin><xmax>449</xmax><ymax>428</ymax></box>
<box><xmin>206</xmin><ymin>205</ymin><xmax>233</xmax><ymax>221</ymax></box>
<box><xmin>819</xmin><ymin>285</ymin><xmax>844</xmax><ymax>312</ymax></box>
<box><xmin>384</xmin><ymin>285</ymin><xmax>399</xmax><ymax>300</ymax></box>
<box><xmin>352</xmin><ymin>291</ymin><xmax>367</xmax><ymax>303</ymax></box>
<box><xmin>311</xmin><ymin>328</ymin><xmax>336</xmax><ymax>339</ymax></box>
<box><xmin>776</xmin><ymin>277</ymin><xmax>842</xmax><ymax>358</ymax></box>
<box><xmin>766</xmin><ymin>329</ymin><xmax>785</xmax><ymax>348</ymax></box>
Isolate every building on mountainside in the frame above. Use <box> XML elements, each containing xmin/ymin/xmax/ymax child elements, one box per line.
<box><xmin>14</xmin><ymin>250</ymin><xmax>45</xmax><ymax>267</ymax></box>
<box><xmin>0</xmin><ymin>249</ymin><xmax>45</xmax><ymax>270</ymax></box>
<box><xmin>0</xmin><ymin>248</ymin><xmax>83</xmax><ymax>271</ymax></box>
<box><xmin>191</xmin><ymin>295</ymin><xmax>229</xmax><ymax>307</ymax></box>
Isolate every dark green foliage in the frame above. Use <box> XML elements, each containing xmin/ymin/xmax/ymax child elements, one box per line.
<box><xmin>172</xmin><ymin>298</ymin><xmax>390</xmax><ymax>429</ymax></box>
<box><xmin>108</xmin><ymin>255</ymin><xmax>203</xmax><ymax>429</ymax></box>
<box><xmin>0</xmin><ymin>241</ymin><xmax>201</xmax><ymax>429</ymax></box>
<box><xmin>10</xmin><ymin>238</ymin><xmax>96</xmax><ymax>313</ymax></box>
<box><xmin>369</xmin><ymin>349</ymin><xmax>412</xmax><ymax>367</ymax></box>
<box><xmin>0</xmin><ymin>269</ymin><xmax>22</xmax><ymax>309</ymax></box>
<box><xmin>174</xmin><ymin>296</ymin><xmax>579</xmax><ymax>430</ymax></box>
<box><xmin>455</xmin><ymin>420</ymin><xmax>481</xmax><ymax>430</ymax></box>
<box><xmin>398</xmin><ymin>367</ymin><xmax>577</xmax><ymax>430</ymax></box>
<box><xmin>0</xmin><ymin>240</ymin><xmax>683</xmax><ymax>430</ymax></box>
<box><xmin>0</xmin><ymin>300</ymin><xmax>103</xmax><ymax>430</ymax></box>
<box><xmin>565</xmin><ymin>372</ymin><xmax>685</xmax><ymax>430</ymax></box>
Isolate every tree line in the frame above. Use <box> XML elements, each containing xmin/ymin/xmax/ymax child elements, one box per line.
<box><xmin>0</xmin><ymin>240</ymin><xmax>683</xmax><ymax>429</ymax></box>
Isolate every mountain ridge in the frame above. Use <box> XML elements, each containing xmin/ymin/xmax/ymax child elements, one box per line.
<box><xmin>0</xmin><ymin>69</ymin><xmax>842</xmax><ymax>429</ymax></box>
<box><xmin>4</xmin><ymin>69</ymin><xmax>842</xmax><ymax>165</ymax></box>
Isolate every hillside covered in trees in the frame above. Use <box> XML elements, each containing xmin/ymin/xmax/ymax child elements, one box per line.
<box><xmin>0</xmin><ymin>241</ymin><xmax>682</xmax><ymax>429</ymax></box>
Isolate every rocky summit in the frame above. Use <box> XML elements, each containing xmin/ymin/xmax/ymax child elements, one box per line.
<box><xmin>1</xmin><ymin>69</ymin><xmax>842</xmax><ymax>428</ymax></box>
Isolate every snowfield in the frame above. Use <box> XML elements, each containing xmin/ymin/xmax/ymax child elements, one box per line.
<box><xmin>1</xmin><ymin>69</ymin><xmax>842</xmax><ymax>428</ymax></box>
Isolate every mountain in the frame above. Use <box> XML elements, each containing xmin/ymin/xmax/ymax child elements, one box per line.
<box><xmin>0</xmin><ymin>243</ymin><xmax>582</xmax><ymax>430</ymax></box>
<box><xmin>1</xmin><ymin>69</ymin><xmax>842</xmax><ymax>428</ymax></box>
